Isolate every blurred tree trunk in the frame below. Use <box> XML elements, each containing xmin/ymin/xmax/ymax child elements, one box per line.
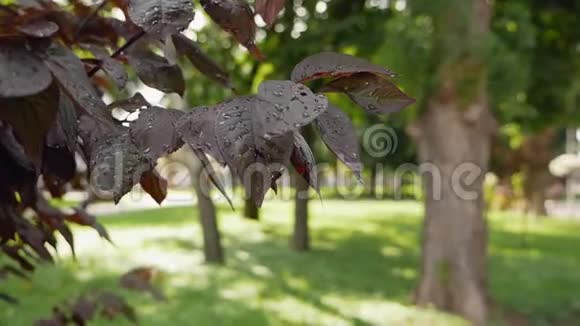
<box><xmin>190</xmin><ymin>154</ymin><xmax>224</xmax><ymax>264</ymax></box>
<box><xmin>411</xmin><ymin>1</ymin><xmax>494</xmax><ymax>324</ymax></box>
<box><xmin>369</xmin><ymin>167</ymin><xmax>378</xmax><ymax>198</ymax></box>
<box><xmin>521</xmin><ymin>128</ymin><xmax>556</xmax><ymax>217</ymax></box>
<box><xmin>292</xmin><ymin>127</ymin><xmax>315</xmax><ymax>251</ymax></box>
<box><xmin>292</xmin><ymin>175</ymin><xmax>310</xmax><ymax>251</ymax></box>
<box><xmin>523</xmin><ymin>168</ymin><xmax>550</xmax><ymax>216</ymax></box>
<box><xmin>243</xmin><ymin>199</ymin><xmax>259</xmax><ymax>220</ymax></box>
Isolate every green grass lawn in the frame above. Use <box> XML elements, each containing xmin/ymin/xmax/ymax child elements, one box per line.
<box><xmin>2</xmin><ymin>200</ymin><xmax>580</xmax><ymax>325</ymax></box>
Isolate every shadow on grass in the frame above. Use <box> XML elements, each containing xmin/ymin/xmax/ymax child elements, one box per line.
<box><xmin>4</xmin><ymin>201</ymin><xmax>580</xmax><ymax>324</ymax></box>
<box><xmin>148</xmin><ymin>216</ymin><xmax>422</xmax><ymax>324</ymax></box>
<box><xmin>0</xmin><ymin>264</ymin><xmax>277</xmax><ymax>325</ymax></box>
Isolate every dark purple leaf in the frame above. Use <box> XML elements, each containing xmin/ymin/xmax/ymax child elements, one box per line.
<box><xmin>200</xmin><ymin>0</ymin><xmax>264</xmax><ymax>60</ymax></box>
<box><xmin>140</xmin><ymin>169</ymin><xmax>168</xmax><ymax>205</ymax></box>
<box><xmin>315</xmin><ymin>104</ymin><xmax>362</xmax><ymax>181</ymax></box>
<box><xmin>172</xmin><ymin>34</ymin><xmax>234</xmax><ymax>89</ymax></box>
<box><xmin>176</xmin><ymin>106</ymin><xmax>226</xmax><ymax>164</ymax></box>
<box><xmin>0</xmin><ymin>42</ymin><xmax>52</xmax><ymax>98</ymax></box>
<box><xmin>88</xmin><ymin>131</ymin><xmax>153</xmax><ymax>203</ymax></box>
<box><xmin>17</xmin><ymin>20</ymin><xmax>59</xmax><ymax>38</ymax></box>
<box><xmin>321</xmin><ymin>72</ymin><xmax>415</xmax><ymax>114</ymax></box>
<box><xmin>55</xmin><ymin>91</ymin><xmax>78</xmax><ymax>152</ymax></box>
<box><xmin>66</xmin><ymin>209</ymin><xmax>112</xmax><ymax>242</ymax></box>
<box><xmin>108</xmin><ymin>92</ymin><xmax>150</xmax><ymax>113</ymax></box>
<box><xmin>192</xmin><ymin>148</ymin><xmax>234</xmax><ymax>209</ymax></box>
<box><xmin>128</xmin><ymin>0</ymin><xmax>195</xmax><ymax>39</ymax></box>
<box><xmin>129</xmin><ymin>106</ymin><xmax>185</xmax><ymax>162</ymax></box>
<box><xmin>82</xmin><ymin>44</ymin><xmax>128</xmax><ymax>88</ymax></box>
<box><xmin>214</xmin><ymin>96</ymin><xmax>294</xmax><ymax>206</ymax></box>
<box><xmin>16</xmin><ymin>220</ymin><xmax>54</xmax><ymax>262</ymax></box>
<box><xmin>120</xmin><ymin>267</ymin><xmax>166</xmax><ymax>301</ymax></box>
<box><xmin>270</xmin><ymin>170</ymin><xmax>282</xmax><ymax>194</ymax></box>
<box><xmin>291</xmin><ymin>133</ymin><xmax>319</xmax><ymax>192</ymax></box>
<box><xmin>97</xmin><ymin>292</ymin><xmax>137</xmax><ymax>323</ymax></box>
<box><xmin>0</xmin><ymin>123</ymin><xmax>37</xmax><ymax>180</ymax></box>
<box><xmin>33</xmin><ymin>191</ymin><xmax>76</xmax><ymax>256</ymax></box>
<box><xmin>77</xmin><ymin>114</ymin><xmax>111</xmax><ymax>157</ymax></box>
<box><xmin>42</xmin><ymin>139</ymin><xmax>77</xmax><ymax>190</ymax></box>
<box><xmin>257</xmin><ymin>80</ymin><xmax>328</xmax><ymax>137</ymax></box>
<box><xmin>255</xmin><ymin>0</ymin><xmax>285</xmax><ymax>28</ymax></box>
<box><xmin>291</xmin><ymin>52</ymin><xmax>395</xmax><ymax>83</ymax></box>
<box><xmin>39</xmin><ymin>42</ymin><xmax>112</xmax><ymax>125</ymax></box>
<box><xmin>0</xmin><ymin>82</ymin><xmax>60</xmax><ymax>167</ymax></box>
<box><xmin>127</xmin><ymin>47</ymin><xmax>185</xmax><ymax>95</ymax></box>
<box><xmin>71</xmin><ymin>296</ymin><xmax>97</xmax><ymax>324</ymax></box>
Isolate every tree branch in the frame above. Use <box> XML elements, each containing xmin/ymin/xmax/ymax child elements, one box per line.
<box><xmin>74</xmin><ymin>0</ymin><xmax>109</xmax><ymax>41</ymax></box>
<box><xmin>88</xmin><ymin>30</ymin><xmax>146</xmax><ymax>77</ymax></box>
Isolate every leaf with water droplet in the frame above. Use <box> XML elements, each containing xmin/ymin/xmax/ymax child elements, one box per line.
<box><xmin>200</xmin><ymin>0</ymin><xmax>264</xmax><ymax>60</ymax></box>
<box><xmin>128</xmin><ymin>0</ymin><xmax>195</xmax><ymax>39</ymax></box>
<box><xmin>39</xmin><ymin>42</ymin><xmax>112</xmax><ymax>125</ymax></box>
<box><xmin>17</xmin><ymin>20</ymin><xmax>59</xmax><ymax>38</ymax></box>
<box><xmin>81</xmin><ymin>43</ymin><xmax>128</xmax><ymax>89</ymax></box>
<box><xmin>192</xmin><ymin>148</ymin><xmax>234</xmax><ymax>209</ymax></box>
<box><xmin>315</xmin><ymin>104</ymin><xmax>362</xmax><ymax>181</ymax></box>
<box><xmin>214</xmin><ymin>96</ymin><xmax>294</xmax><ymax>206</ymax></box>
<box><xmin>89</xmin><ymin>131</ymin><xmax>154</xmax><ymax>203</ymax></box>
<box><xmin>0</xmin><ymin>82</ymin><xmax>60</xmax><ymax>168</ymax></box>
<box><xmin>176</xmin><ymin>106</ymin><xmax>226</xmax><ymax>164</ymax></box>
<box><xmin>130</xmin><ymin>106</ymin><xmax>185</xmax><ymax>162</ymax></box>
<box><xmin>108</xmin><ymin>92</ymin><xmax>151</xmax><ymax>113</ymax></box>
<box><xmin>291</xmin><ymin>132</ymin><xmax>319</xmax><ymax>193</ymax></box>
<box><xmin>320</xmin><ymin>72</ymin><xmax>415</xmax><ymax>115</ymax></box>
<box><xmin>257</xmin><ymin>80</ymin><xmax>328</xmax><ymax>137</ymax></box>
<box><xmin>127</xmin><ymin>47</ymin><xmax>185</xmax><ymax>95</ymax></box>
<box><xmin>172</xmin><ymin>34</ymin><xmax>235</xmax><ymax>90</ymax></box>
<box><xmin>0</xmin><ymin>42</ymin><xmax>52</xmax><ymax>98</ymax></box>
<box><xmin>255</xmin><ymin>0</ymin><xmax>286</xmax><ymax>28</ymax></box>
<box><xmin>291</xmin><ymin>52</ymin><xmax>396</xmax><ymax>83</ymax></box>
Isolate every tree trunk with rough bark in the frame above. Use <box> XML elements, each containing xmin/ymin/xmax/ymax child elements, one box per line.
<box><xmin>292</xmin><ymin>175</ymin><xmax>310</xmax><ymax>251</ymax></box>
<box><xmin>191</xmin><ymin>157</ymin><xmax>224</xmax><ymax>264</ymax></box>
<box><xmin>411</xmin><ymin>1</ymin><xmax>494</xmax><ymax>324</ymax></box>
<box><xmin>414</xmin><ymin>97</ymin><xmax>494</xmax><ymax>325</ymax></box>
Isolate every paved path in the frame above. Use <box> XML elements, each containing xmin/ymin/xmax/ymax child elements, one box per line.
<box><xmin>64</xmin><ymin>190</ymin><xmax>197</xmax><ymax>216</ymax></box>
<box><xmin>546</xmin><ymin>200</ymin><xmax>580</xmax><ymax>219</ymax></box>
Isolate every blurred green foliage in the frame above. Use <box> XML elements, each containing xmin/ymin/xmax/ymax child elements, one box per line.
<box><xmin>180</xmin><ymin>0</ymin><xmax>579</xmax><ymax>180</ymax></box>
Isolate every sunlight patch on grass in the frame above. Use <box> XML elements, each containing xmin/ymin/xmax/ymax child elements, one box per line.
<box><xmin>4</xmin><ymin>200</ymin><xmax>580</xmax><ymax>324</ymax></box>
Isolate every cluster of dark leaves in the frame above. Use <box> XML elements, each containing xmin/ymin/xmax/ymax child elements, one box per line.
<box><xmin>34</xmin><ymin>266</ymin><xmax>164</xmax><ymax>325</ymax></box>
<box><xmin>35</xmin><ymin>291</ymin><xmax>137</xmax><ymax>326</ymax></box>
<box><xmin>0</xmin><ymin>0</ymin><xmax>283</xmax><ymax>293</ymax></box>
<box><xmin>0</xmin><ymin>0</ymin><xmax>413</xmax><ymax>308</ymax></box>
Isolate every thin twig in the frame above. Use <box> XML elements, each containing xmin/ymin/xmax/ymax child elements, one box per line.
<box><xmin>88</xmin><ymin>30</ymin><xmax>146</xmax><ymax>77</ymax></box>
<box><xmin>74</xmin><ymin>0</ymin><xmax>109</xmax><ymax>41</ymax></box>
